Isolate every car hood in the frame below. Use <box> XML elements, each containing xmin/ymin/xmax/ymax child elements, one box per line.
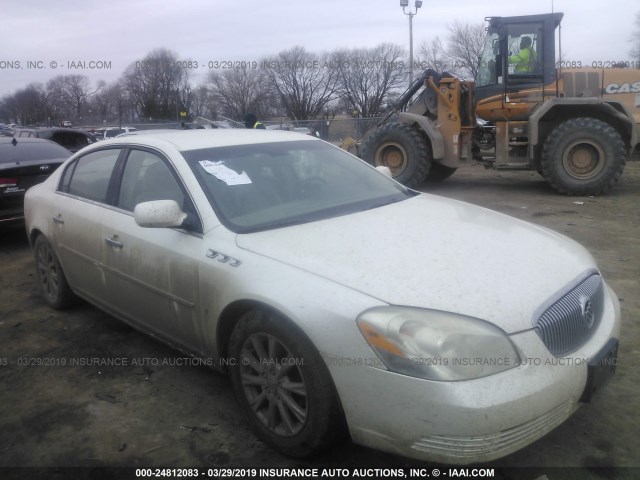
<box><xmin>236</xmin><ymin>194</ymin><xmax>596</xmax><ymax>333</ymax></box>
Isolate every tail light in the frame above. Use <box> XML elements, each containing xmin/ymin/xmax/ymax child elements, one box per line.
<box><xmin>0</xmin><ymin>178</ymin><xmax>18</xmax><ymax>188</ymax></box>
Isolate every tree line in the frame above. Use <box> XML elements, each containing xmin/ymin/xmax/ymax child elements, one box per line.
<box><xmin>0</xmin><ymin>20</ymin><xmax>491</xmax><ymax>126</ymax></box>
<box><xmin>5</xmin><ymin>14</ymin><xmax>639</xmax><ymax>126</ymax></box>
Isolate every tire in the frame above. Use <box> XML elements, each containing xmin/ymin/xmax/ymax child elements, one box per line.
<box><xmin>33</xmin><ymin>235</ymin><xmax>76</xmax><ymax>309</ymax></box>
<box><xmin>228</xmin><ymin>309</ymin><xmax>345</xmax><ymax>457</ymax></box>
<box><xmin>541</xmin><ymin>118</ymin><xmax>626</xmax><ymax>196</ymax></box>
<box><xmin>425</xmin><ymin>162</ymin><xmax>457</xmax><ymax>182</ymax></box>
<box><xmin>361</xmin><ymin>122</ymin><xmax>431</xmax><ymax>188</ymax></box>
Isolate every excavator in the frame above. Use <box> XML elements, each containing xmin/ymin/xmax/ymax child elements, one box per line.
<box><xmin>361</xmin><ymin>12</ymin><xmax>640</xmax><ymax>195</ymax></box>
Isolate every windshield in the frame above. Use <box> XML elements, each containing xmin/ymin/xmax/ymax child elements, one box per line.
<box><xmin>182</xmin><ymin>140</ymin><xmax>415</xmax><ymax>233</ymax></box>
<box><xmin>476</xmin><ymin>30</ymin><xmax>500</xmax><ymax>87</ymax></box>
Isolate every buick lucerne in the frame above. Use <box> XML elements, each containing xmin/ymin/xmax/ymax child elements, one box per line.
<box><xmin>24</xmin><ymin>129</ymin><xmax>620</xmax><ymax>464</ymax></box>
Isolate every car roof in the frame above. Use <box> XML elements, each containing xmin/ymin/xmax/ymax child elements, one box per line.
<box><xmin>100</xmin><ymin>129</ymin><xmax>319</xmax><ymax>151</ymax></box>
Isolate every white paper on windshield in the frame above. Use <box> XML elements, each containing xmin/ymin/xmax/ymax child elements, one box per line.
<box><xmin>199</xmin><ymin>160</ymin><xmax>252</xmax><ymax>185</ymax></box>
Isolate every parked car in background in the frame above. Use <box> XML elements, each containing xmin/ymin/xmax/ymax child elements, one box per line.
<box><xmin>102</xmin><ymin>126</ymin><xmax>139</xmax><ymax>139</ymax></box>
<box><xmin>24</xmin><ymin>129</ymin><xmax>620</xmax><ymax>464</ymax></box>
<box><xmin>61</xmin><ymin>120</ymin><xmax>73</xmax><ymax>127</ymax></box>
<box><xmin>13</xmin><ymin>127</ymin><xmax>97</xmax><ymax>153</ymax></box>
<box><xmin>115</xmin><ymin>129</ymin><xmax>179</xmax><ymax>138</ymax></box>
<box><xmin>1</xmin><ymin>137</ymin><xmax>71</xmax><ymax>225</ymax></box>
<box><xmin>1</xmin><ymin>123</ymin><xmax>21</xmax><ymax>136</ymax></box>
<box><xmin>293</xmin><ymin>127</ymin><xmax>319</xmax><ymax>137</ymax></box>
<box><xmin>266</xmin><ymin>124</ymin><xmax>318</xmax><ymax>137</ymax></box>
<box><xmin>87</xmin><ymin>128</ymin><xmax>106</xmax><ymax>140</ymax></box>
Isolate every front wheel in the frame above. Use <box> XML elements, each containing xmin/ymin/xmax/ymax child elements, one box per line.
<box><xmin>228</xmin><ymin>309</ymin><xmax>345</xmax><ymax>457</ymax></box>
<box><xmin>541</xmin><ymin>118</ymin><xmax>626</xmax><ymax>195</ymax></box>
<box><xmin>361</xmin><ymin>122</ymin><xmax>431</xmax><ymax>188</ymax></box>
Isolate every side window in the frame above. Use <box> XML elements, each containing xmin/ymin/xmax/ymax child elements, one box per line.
<box><xmin>117</xmin><ymin>149</ymin><xmax>186</xmax><ymax>212</ymax></box>
<box><xmin>65</xmin><ymin>149</ymin><xmax>121</xmax><ymax>203</ymax></box>
<box><xmin>476</xmin><ymin>32</ymin><xmax>500</xmax><ymax>87</ymax></box>
<box><xmin>506</xmin><ymin>23</ymin><xmax>543</xmax><ymax>78</ymax></box>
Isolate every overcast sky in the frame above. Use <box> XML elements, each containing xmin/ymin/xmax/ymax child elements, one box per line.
<box><xmin>1</xmin><ymin>0</ymin><xmax>636</xmax><ymax>97</ymax></box>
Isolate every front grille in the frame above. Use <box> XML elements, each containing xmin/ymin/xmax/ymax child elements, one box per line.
<box><xmin>534</xmin><ymin>272</ymin><xmax>604</xmax><ymax>356</ymax></box>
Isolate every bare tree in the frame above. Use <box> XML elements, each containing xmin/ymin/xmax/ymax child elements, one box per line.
<box><xmin>7</xmin><ymin>84</ymin><xmax>48</xmax><ymax>125</ymax></box>
<box><xmin>122</xmin><ymin>48</ymin><xmax>189</xmax><ymax>120</ymax></box>
<box><xmin>46</xmin><ymin>76</ymin><xmax>71</xmax><ymax>121</ymax></box>
<box><xmin>416</xmin><ymin>36</ymin><xmax>447</xmax><ymax>74</ymax></box>
<box><xmin>64</xmin><ymin>75</ymin><xmax>102</xmax><ymax>120</ymax></box>
<box><xmin>446</xmin><ymin>21</ymin><xmax>485</xmax><ymax>80</ymax></box>
<box><xmin>88</xmin><ymin>81</ymin><xmax>113</xmax><ymax>122</ymax></box>
<box><xmin>45</xmin><ymin>75</ymin><xmax>101</xmax><ymax>122</ymax></box>
<box><xmin>262</xmin><ymin>46</ymin><xmax>338</xmax><ymax>120</ymax></box>
<box><xmin>86</xmin><ymin>81</ymin><xmax>132</xmax><ymax>124</ymax></box>
<box><xmin>207</xmin><ymin>67</ymin><xmax>272</xmax><ymax>120</ymax></box>
<box><xmin>0</xmin><ymin>95</ymin><xmax>18</xmax><ymax>123</ymax></box>
<box><xmin>631</xmin><ymin>11</ymin><xmax>640</xmax><ymax>62</ymax></box>
<box><xmin>332</xmin><ymin>43</ymin><xmax>406</xmax><ymax>118</ymax></box>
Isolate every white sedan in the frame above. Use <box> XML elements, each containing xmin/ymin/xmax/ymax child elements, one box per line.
<box><xmin>24</xmin><ymin>129</ymin><xmax>620</xmax><ymax>464</ymax></box>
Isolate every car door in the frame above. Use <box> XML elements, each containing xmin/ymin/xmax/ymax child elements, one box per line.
<box><xmin>53</xmin><ymin>147</ymin><xmax>123</xmax><ymax>303</ymax></box>
<box><xmin>100</xmin><ymin>148</ymin><xmax>205</xmax><ymax>353</ymax></box>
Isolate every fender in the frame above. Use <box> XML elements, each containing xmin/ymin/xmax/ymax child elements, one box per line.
<box><xmin>398</xmin><ymin>112</ymin><xmax>445</xmax><ymax>160</ymax></box>
<box><xmin>528</xmin><ymin>98</ymin><xmax>637</xmax><ymax>152</ymax></box>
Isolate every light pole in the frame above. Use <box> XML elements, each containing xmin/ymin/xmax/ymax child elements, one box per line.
<box><xmin>400</xmin><ymin>0</ymin><xmax>422</xmax><ymax>86</ymax></box>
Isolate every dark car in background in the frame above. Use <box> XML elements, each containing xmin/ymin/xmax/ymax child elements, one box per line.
<box><xmin>0</xmin><ymin>137</ymin><xmax>71</xmax><ymax>225</ymax></box>
<box><xmin>13</xmin><ymin>127</ymin><xmax>97</xmax><ymax>153</ymax></box>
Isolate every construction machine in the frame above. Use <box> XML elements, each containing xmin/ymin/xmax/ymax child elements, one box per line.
<box><xmin>361</xmin><ymin>12</ymin><xmax>640</xmax><ymax>195</ymax></box>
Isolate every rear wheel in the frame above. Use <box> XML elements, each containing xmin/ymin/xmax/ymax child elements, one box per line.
<box><xmin>228</xmin><ymin>309</ymin><xmax>345</xmax><ymax>457</ymax></box>
<box><xmin>361</xmin><ymin>122</ymin><xmax>431</xmax><ymax>188</ymax></box>
<box><xmin>541</xmin><ymin>118</ymin><xmax>626</xmax><ymax>195</ymax></box>
<box><xmin>34</xmin><ymin>235</ymin><xmax>76</xmax><ymax>309</ymax></box>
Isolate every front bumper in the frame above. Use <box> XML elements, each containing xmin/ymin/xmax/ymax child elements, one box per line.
<box><xmin>325</xmin><ymin>284</ymin><xmax>620</xmax><ymax>464</ymax></box>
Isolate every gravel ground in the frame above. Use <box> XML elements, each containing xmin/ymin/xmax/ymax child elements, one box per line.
<box><xmin>1</xmin><ymin>160</ymin><xmax>639</xmax><ymax>480</ymax></box>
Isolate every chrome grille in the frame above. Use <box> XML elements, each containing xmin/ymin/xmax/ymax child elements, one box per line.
<box><xmin>534</xmin><ymin>273</ymin><xmax>604</xmax><ymax>356</ymax></box>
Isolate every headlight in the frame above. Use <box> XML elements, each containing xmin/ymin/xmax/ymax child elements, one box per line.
<box><xmin>357</xmin><ymin>307</ymin><xmax>520</xmax><ymax>381</ymax></box>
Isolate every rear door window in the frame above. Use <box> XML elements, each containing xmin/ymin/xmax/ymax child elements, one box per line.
<box><xmin>61</xmin><ymin>149</ymin><xmax>121</xmax><ymax>203</ymax></box>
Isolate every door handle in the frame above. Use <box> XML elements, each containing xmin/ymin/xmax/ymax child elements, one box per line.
<box><xmin>52</xmin><ymin>214</ymin><xmax>64</xmax><ymax>224</ymax></box>
<box><xmin>104</xmin><ymin>236</ymin><xmax>123</xmax><ymax>248</ymax></box>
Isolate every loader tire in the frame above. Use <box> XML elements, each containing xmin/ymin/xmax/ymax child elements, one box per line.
<box><xmin>425</xmin><ymin>162</ymin><xmax>457</xmax><ymax>182</ymax></box>
<box><xmin>361</xmin><ymin>122</ymin><xmax>430</xmax><ymax>188</ymax></box>
<box><xmin>541</xmin><ymin>118</ymin><xmax>626</xmax><ymax>196</ymax></box>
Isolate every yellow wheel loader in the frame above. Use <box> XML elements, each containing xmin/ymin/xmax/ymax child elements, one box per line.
<box><xmin>361</xmin><ymin>13</ymin><xmax>639</xmax><ymax>195</ymax></box>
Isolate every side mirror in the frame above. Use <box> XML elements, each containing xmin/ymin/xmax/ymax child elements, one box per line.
<box><xmin>375</xmin><ymin>166</ymin><xmax>393</xmax><ymax>177</ymax></box>
<box><xmin>134</xmin><ymin>200</ymin><xmax>187</xmax><ymax>228</ymax></box>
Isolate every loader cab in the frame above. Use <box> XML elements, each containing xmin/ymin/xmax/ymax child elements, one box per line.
<box><xmin>474</xmin><ymin>12</ymin><xmax>563</xmax><ymax>119</ymax></box>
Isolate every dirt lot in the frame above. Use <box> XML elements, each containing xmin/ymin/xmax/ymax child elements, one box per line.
<box><xmin>1</xmin><ymin>161</ymin><xmax>639</xmax><ymax>480</ymax></box>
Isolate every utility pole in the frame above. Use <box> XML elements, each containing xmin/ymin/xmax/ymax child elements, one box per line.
<box><xmin>400</xmin><ymin>0</ymin><xmax>423</xmax><ymax>85</ymax></box>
